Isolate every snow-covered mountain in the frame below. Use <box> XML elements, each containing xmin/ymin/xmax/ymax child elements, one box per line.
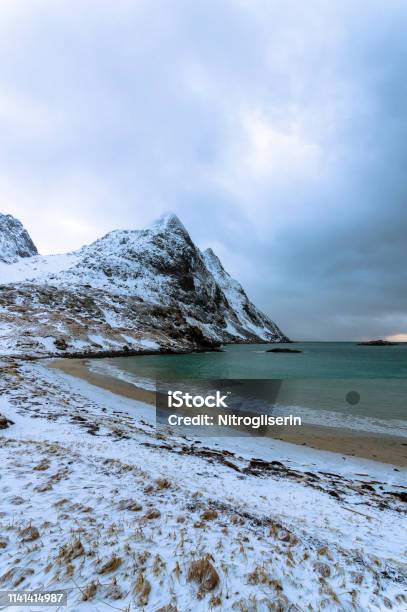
<box><xmin>0</xmin><ymin>213</ymin><xmax>288</xmax><ymax>357</ymax></box>
<box><xmin>0</xmin><ymin>213</ymin><xmax>38</xmax><ymax>263</ymax></box>
<box><xmin>202</xmin><ymin>248</ymin><xmax>285</xmax><ymax>341</ymax></box>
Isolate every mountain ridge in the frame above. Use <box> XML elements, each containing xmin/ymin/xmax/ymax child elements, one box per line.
<box><xmin>0</xmin><ymin>213</ymin><xmax>38</xmax><ymax>263</ymax></box>
<box><xmin>0</xmin><ymin>212</ymin><xmax>288</xmax><ymax>357</ymax></box>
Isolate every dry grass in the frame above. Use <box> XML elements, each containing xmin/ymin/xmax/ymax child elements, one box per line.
<box><xmin>201</xmin><ymin>509</ymin><xmax>218</xmax><ymax>521</ymax></box>
<box><xmin>144</xmin><ymin>508</ymin><xmax>161</xmax><ymax>520</ymax></box>
<box><xmin>156</xmin><ymin>478</ymin><xmax>171</xmax><ymax>490</ymax></box>
<box><xmin>106</xmin><ymin>576</ymin><xmax>123</xmax><ymax>600</ymax></box>
<box><xmin>65</xmin><ymin>563</ymin><xmax>74</xmax><ymax>577</ymax></box>
<box><xmin>33</xmin><ymin>459</ymin><xmax>50</xmax><ymax>471</ymax></box>
<box><xmin>19</xmin><ymin>525</ymin><xmax>40</xmax><ymax>542</ymax></box>
<box><xmin>279</xmin><ymin>530</ymin><xmax>298</xmax><ymax>545</ymax></box>
<box><xmin>187</xmin><ymin>556</ymin><xmax>219</xmax><ymax>595</ymax></box>
<box><xmin>13</xmin><ymin>568</ymin><xmax>34</xmax><ymax>588</ymax></box>
<box><xmin>34</xmin><ymin>482</ymin><xmax>53</xmax><ymax>493</ymax></box>
<box><xmin>53</xmin><ymin>498</ymin><xmax>70</xmax><ymax>508</ymax></box>
<box><xmin>155</xmin><ymin>604</ymin><xmax>177</xmax><ymax>612</ymax></box>
<box><xmin>247</xmin><ymin>565</ymin><xmax>283</xmax><ymax>592</ymax></box>
<box><xmin>57</xmin><ymin>538</ymin><xmax>85</xmax><ymax>563</ymax></box>
<box><xmin>118</xmin><ymin>499</ymin><xmax>143</xmax><ymax>511</ymax></box>
<box><xmin>134</xmin><ymin>571</ymin><xmax>151</xmax><ymax>606</ymax></box>
<box><xmin>0</xmin><ymin>568</ymin><xmax>16</xmax><ymax>584</ymax></box>
<box><xmin>318</xmin><ymin>546</ymin><xmax>333</xmax><ymax>560</ymax></box>
<box><xmin>82</xmin><ymin>580</ymin><xmax>97</xmax><ymax>601</ymax></box>
<box><xmin>173</xmin><ymin>561</ymin><xmax>181</xmax><ymax>580</ymax></box>
<box><xmin>314</xmin><ymin>561</ymin><xmax>331</xmax><ymax>578</ymax></box>
<box><xmin>153</xmin><ymin>554</ymin><xmax>166</xmax><ymax>576</ymax></box>
<box><xmin>98</xmin><ymin>555</ymin><xmax>123</xmax><ymax>574</ymax></box>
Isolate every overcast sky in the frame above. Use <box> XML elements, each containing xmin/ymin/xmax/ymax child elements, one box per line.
<box><xmin>1</xmin><ymin>1</ymin><xmax>406</xmax><ymax>340</ymax></box>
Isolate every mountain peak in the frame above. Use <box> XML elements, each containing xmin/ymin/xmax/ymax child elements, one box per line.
<box><xmin>0</xmin><ymin>212</ymin><xmax>38</xmax><ymax>263</ymax></box>
<box><xmin>203</xmin><ymin>247</ymin><xmax>223</xmax><ymax>266</ymax></box>
<box><xmin>151</xmin><ymin>212</ymin><xmax>188</xmax><ymax>234</ymax></box>
<box><xmin>0</xmin><ymin>212</ymin><xmax>287</xmax><ymax>357</ymax></box>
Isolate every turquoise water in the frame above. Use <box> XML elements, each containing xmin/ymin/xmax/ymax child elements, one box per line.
<box><xmin>100</xmin><ymin>343</ymin><xmax>407</xmax><ymax>436</ymax></box>
<box><xmin>111</xmin><ymin>342</ymin><xmax>407</xmax><ymax>379</ymax></box>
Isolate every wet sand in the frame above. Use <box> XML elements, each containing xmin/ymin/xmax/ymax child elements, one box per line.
<box><xmin>48</xmin><ymin>358</ymin><xmax>407</xmax><ymax>467</ymax></box>
<box><xmin>48</xmin><ymin>358</ymin><xmax>156</xmax><ymax>406</ymax></box>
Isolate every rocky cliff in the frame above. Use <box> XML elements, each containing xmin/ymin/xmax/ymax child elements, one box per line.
<box><xmin>0</xmin><ymin>213</ymin><xmax>288</xmax><ymax>357</ymax></box>
<box><xmin>0</xmin><ymin>213</ymin><xmax>38</xmax><ymax>263</ymax></box>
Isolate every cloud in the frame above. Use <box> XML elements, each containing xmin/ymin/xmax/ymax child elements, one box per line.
<box><xmin>0</xmin><ymin>0</ymin><xmax>406</xmax><ymax>339</ymax></box>
<box><xmin>386</xmin><ymin>334</ymin><xmax>407</xmax><ymax>342</ymax></box>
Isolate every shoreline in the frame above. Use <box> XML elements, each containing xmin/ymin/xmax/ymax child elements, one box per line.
<box><xmin>49</xmin><ymin>357</ymin><xmax>407</xmax><ymax>467</ymax></box>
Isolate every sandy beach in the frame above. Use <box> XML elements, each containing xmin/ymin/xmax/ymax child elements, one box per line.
<box><xmin>49</xmin><ymin>357</ymin><xmax>407</xmax><ymax>467</ymax></box>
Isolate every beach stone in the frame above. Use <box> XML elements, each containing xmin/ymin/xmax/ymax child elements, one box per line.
<box><xmin>54</xmin><ymin>338</ymin><xmax>68</xmax><ymax>351</ymax></box>
<box><xmin>0</xmin><ymin>414</ymin><xmax>13</xmax><ymax>429</ymax></box>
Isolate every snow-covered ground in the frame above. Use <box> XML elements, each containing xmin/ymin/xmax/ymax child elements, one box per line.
<box><xmin>0</xmin><ymin>359</ymin><xmax>406</xmax><ymax>611</ymax></box>
<box><xmin>0</xmin><ymin>252</ymin><xmax>81</xmax><ymax>284</ymax></box>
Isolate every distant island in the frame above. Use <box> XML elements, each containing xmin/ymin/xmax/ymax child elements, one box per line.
<box><xmin>358</xmin><ymin>339</ymin><xmax>399</xmax><ymax>346</ymax></box>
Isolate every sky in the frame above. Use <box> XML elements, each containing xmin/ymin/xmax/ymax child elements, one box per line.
<box><xmin>1</xmin><ymin>0</ymin><xmax>406</xmax><ymax>341</ymax></box>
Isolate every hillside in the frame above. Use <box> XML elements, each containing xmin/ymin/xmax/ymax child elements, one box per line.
<box><xmin>0</xmin><ymin>213</ymin><xmax>288</xmax><ymax>357</ymax></box>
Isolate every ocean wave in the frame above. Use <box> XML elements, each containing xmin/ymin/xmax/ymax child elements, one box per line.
<box><xmin>275</xmin><ymin>404</ymin><xmax>407</xmax><ymax>438</ymax></box>
<box><xmin>87</xmin><ymin>361</ymin><xmax>156</xmax><ymax>391</ymax></box>
<box><xmin>86</xmin><ymin>362</ymin><xmax>407</xmax><ymax>437</ymax></box>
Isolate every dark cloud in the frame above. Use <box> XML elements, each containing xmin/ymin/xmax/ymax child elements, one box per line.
<box><xmin>0</xmin><ymin>0</ymin><xmax>406</xmax><ymax>339</ymax></box>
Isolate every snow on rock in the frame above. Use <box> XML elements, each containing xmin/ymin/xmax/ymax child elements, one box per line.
<box><xmin>0</xmin><ymin>212</ymin><xmax>287</xmax><ymax>357</ymax></box>
<box><xmin>0</xmin><ymin>212</ymin><xmax>38</xmax><ymax>263</ymax></box>
<box><xmin>203</xmin><ymin>247</ymin><xmax>287</xmax><ymax>342</ymax></box>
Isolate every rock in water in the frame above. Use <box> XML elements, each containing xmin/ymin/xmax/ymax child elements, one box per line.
<box><xmin>0</xmin><ymin>213</ymin><xmax>38</xmax><ymax>263</ymax></box>
<box><xmin>266</xmin><ymin>348</ymin><xmax>302</xmax><ymax>353</ymax></box>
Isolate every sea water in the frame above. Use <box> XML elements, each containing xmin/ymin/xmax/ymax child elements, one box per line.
<box><xmin>94</xmin><ymin>342</ymin><xmax>407</xmax><ymax>437</ymax></box>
